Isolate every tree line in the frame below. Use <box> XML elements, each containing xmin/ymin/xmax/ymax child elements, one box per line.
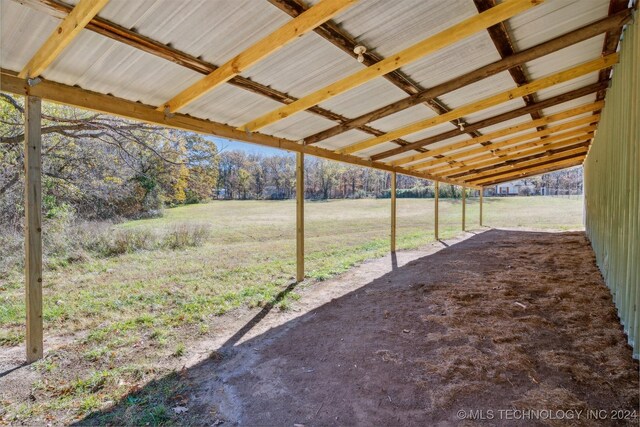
<box><xmin>1</xmin><ymin>94</ymin><xmax>583</xmax><ymax>228</ymax></box>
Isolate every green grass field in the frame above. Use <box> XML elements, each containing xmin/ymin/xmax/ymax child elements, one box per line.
<box><xmin>0</xmin><ymin>196</ymin><xmax>583</xmax><ymax>423</ymax></box>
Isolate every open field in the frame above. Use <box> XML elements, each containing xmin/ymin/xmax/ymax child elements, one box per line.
<box><xmin>0</xmin><ymin>196</ymin><xmax>585</xmax><ymax>423</ymax></box>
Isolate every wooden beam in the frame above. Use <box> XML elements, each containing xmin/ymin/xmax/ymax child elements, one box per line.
<box><xmin>479</xmin><ymin>190</ymin><xmax>484</xmax><ymax>226</ymax></box>
<box><xmin>413</xmin><ymin>116</ymin><xmax>599</xmax><ymax>172</ymax></box>
<box><xmin>458</xmin><ymin>144</ymin><xmax>590</xmax><ymax>182</ymax></box>
<box><xmin>456</xmin><ymin>140</ymin><xmax>591</xmax><ymax>181</ymax></box>
<box><xmin>470</xmin><ymin>156</ymin><xmax>585</xmax><ymax>185</ymax></box>
<box><xmin>1</xmin><ymin>70</ymin><xmax>479</xmax><ymax>189</ymax></box>
<box><xmin>25</xmin><ymin>96</ymin><xmax>43</xmax><ymax>363</ymax></box>
<box><xmin>596</xmin><ymin>0</ymin><xmax>630</xmax><ymax>101</ymax></box>
<box><xmin>267</xmin><ymin>0</ymin><xmax>480</xmax><ymax>156</ymax></box>
<box><xmin>475</xmin><ymin>158</ymin><xmax>584</xmax><ymax>186</ymax></box>
<box><xmin>469</xmin><ymin>151</ymin><xmax>588</xmax><ymax>184</ymax></box>
<box><xmin>462</xmin><ymin>186</ymin><xmax>466</xmax><ymax>231</ymax></box>
<box><xmin>391</xmin><ymin>172</ymin><xmax>397</xmax><ymax>253</ymax></box>
<box><xmin>429</xmin><ymin>132</ymin><xmax>593</xmax><ymax>177</ymax></box>
<box><xmin>303</xmin><ymin>10</ymin><xmax>630</xmax><ymax>147</ymax></box>
<box><xmin>239</xmin><ymin>0</ymin><xmax>543</xmax><ymax>132</ymax></box>
<box><xmin>474</xmin><ymin>0</ymin><xmax>545</xmax><ymax>129</ymax></box>
<box><xmin>18</xmin><ymin>0</ymin><xmax>109</xmax><ymax>79</ymax></box>
<box><xmin>370</xmin><ymin>81</ymin><xmax>608</xmax><ymax>161</ymax></box>
<box><xmin>22</xmin><ymin>0</ymin><xmax>385</xmax><ymax>139</ymax></box>
<box><xmin>391</xmin><ymin>101</ymin><xmax>602</xmax><ymax>167</ymax></box>
<box><xmin>422</xmin><ymin>121</ymin><xmax>597</xmax><ymax>175</ymax></box>
<box><xmin>296</xmin><ymin>152</ymin><xmax>304</xmax><ymax>282</ymax></box>
<box><xmin>158</xmin><ymin>0</ymin><xmax>357</xmax><ymax>113</ymax></box>
<box><xmin>442</xmin><ymin>133</ymin><xmax>593</xmax><ymax>178</ymax></box>
<box><xmin>339</xmin><ymin>54</ymin><xmax>617</xmax><ymax>155</ymax></box>
<box><xmin>434</xmin><ymin>181</ymin><xmax>440</xmax><ymax>240</ymax></box>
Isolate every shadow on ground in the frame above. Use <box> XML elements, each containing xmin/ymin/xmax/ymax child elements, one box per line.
<box><xmin>80</xmin><ymin>229</ymin><xmax>639</xmax><ymax>426</ymax></box>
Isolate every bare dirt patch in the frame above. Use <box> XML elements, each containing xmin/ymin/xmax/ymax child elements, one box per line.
<box><xmin>177</xmin><ymin>229</ymin><xmax>638</xmax><ymax>426</ymax></box>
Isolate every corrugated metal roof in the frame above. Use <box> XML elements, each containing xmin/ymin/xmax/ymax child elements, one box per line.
<box><xmin>261</xmin><ymin>110</ymin><xmax>335</xmax><ymax>141</ymax></box>
<box><xmin>0</xmin><ymin>0</ymin><xmax>59</xmax><ymax>71</ymax></box>
<box><xmin>46</xmin><ymin>30</ymin><xmax>203</xmax><ymax>106</ymax></box>
<box><xmin>330</xmin><ymin>0</ymin><xmax>476</xmax><ymax>57</ymax></box>
<box><xmin>505</xmin><ymin>0</ymin><xmax>609</xmax><ymax>51</ymax></box>
<box><xmin>316</xmin><ymin>129</ymin><xmax>372</xmax><ymax>151</ymax></box>
<box><xmin>540</xmin><ymin>93</ymin><xmax>598</xmax><ymax>117</ymax></box>
<box><xmin>369</xmin><ymin>105</ymin><xmax>438</xmax><ymax>133</ymax></box>
<box><xmin>438</xmin><ymin>71</ymin><xmax>519</xmax><ymax>110</ymax></box>
<box><xmin>182</xmin><ymin>84</ymin><xmax>282</xmax><ymax>127</ymax></box>
<box><xmin>462</xmin><ymin>97</ymin><xmax>528</xmax><ymax>124</ymax></box>
<box><xmin>524</xmin><ymin>36</ymin><xmax>606</xmax><ymax>80</ymax></box>
<box><xmin>318</xmin><ymin>78</ymin><xmax>408</xmax><ymax>119</ymax></box>
<box><xmin>403</xmin><ymin>121</ymin><xmax>460</xmax><ymax>144</ymax></box>
<box><xmin>242</xmin><ymin>31</ymin><xmax>364</xmax><ymax>99</ymax></box>
<box><xmin>0</xmin><ymin>0</ymin><xmax>618</xmax><ymax>185</ymax></box>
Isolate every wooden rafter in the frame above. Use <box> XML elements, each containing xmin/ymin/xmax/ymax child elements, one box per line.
<box><xmin>389</xmin><ymin>101</ymin><xmax>602</xmax><ymax>167</ymax></box>
<box><xmin>466</xmin><ymin>145</ymin><xmax>591</xmax><ymax>182</ymax></box>
<box><xmin>157</xmin><ymin>0</ymin><xmax>358</xmax><ymax>113</ymax></box>
<box><xmin>304</xmin><ymin>10</ymin><xmax>630</xmax><ymax>149</ymax></box>
<box><xmin>596</xmin><ymin>0</ymin><xmax>630</xmax><ymax>102</ymax></box>
<box><xmin>471</xmin><ymin>158</ymin><xmax>584</xmax><ymax>186</ymax></box>
<box><xmin>239</xmin><ymin>0</ymin><xmax>543</xmax><ymax>132</ymax></box>
<box><xmin>426</xmin><ymin>130</ymin><xmax>596</xmax><ymax>179</ymax></box>
<box><xmin>340</xmin><ymin>54</ymin><xmax>617</xmax><ymax>155</ymax></box>
<box><xmin>268</xmin><ymin>0</ymin><xmax>484</xmax><ymax>147</ymax></box>
<box><xmin>439</xmin><ymin>134</ymin><xmax>593</xmax><ymax>178</ymax></box>
<box><xmin>372</xmin><ymin>81</ymin><xmax>607</xmax><ymax>162</ymax></box>
<box><xmin>0</xmin><ymin>70</ymin><xmax>476</xmax><ymax>188</ymax></box>
<box><xmin>468</xmin><ymin>154</ymin><xmax>587</xmax><ymax>185</ymax></box>
<box><xmin>474</xmin><ymin>0</ymin><xmax>545</xmax><ymax>132</ymax></box>
<box><xmin>18</xmin><ymin>0</ymin><xmax>110</xmax><ymax>79</ymax></box>
<box><xmin>413</xmin><ymin>116</ymin><xmax>599</xmax><ymax>172</ymax></box>
<box><xmin>21</xmin><ymin>0</ymin><xmax>389</xmax><ymax>139</ymax></box>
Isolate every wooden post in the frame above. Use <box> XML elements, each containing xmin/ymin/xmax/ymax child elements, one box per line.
<box><xmin>479</xmin><ymin>188</ymin><xmax>484</xmax><ymax>227</ymax></box>
<box><xmin>296</xmin><ymin>152</ymin><xmax>304</xmax><ymax>282</ymax></box>
<box><xmin>25</xmin><ymin>96</ymin><xmax>43</xmax><ymax>362</ymax></box>
<box><xmin>434</xmin><ymin>181</ymin><xmax>439</xmax><ymax>240</ymax></box>
<box><xmin>462</xmin><ymin>186</ymin><xmax>466</xmax><ymax>231</ymax></box>
<box><xmin>391</xmin><ymin>172</ymin><xmax>397</xmax><ymax>252</ymax></box>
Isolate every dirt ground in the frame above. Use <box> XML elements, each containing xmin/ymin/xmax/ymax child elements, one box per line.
<box><xmin>2</xmin><ymin>229</ymin><xmax>638</xmax><ymax>426</ymax></box>
<box><xmin>180</xmin><ymin>229</ymin><xmax>638</xmax><ymax>426</ymax></box>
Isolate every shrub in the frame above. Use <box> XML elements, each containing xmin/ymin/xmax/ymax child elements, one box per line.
<box><xmin>161</xmin><ymin>223</ymin><xmax>210</xmax><ymax>249</ymax></box>
<box><xmin>0</xmin><ymin>226</ymin><xmax>23</xmax><ymax>277</ymax></box>
<box><xmin>98</xmin><ymin>228</ymin><xmax>157</xmax><ymax>256</ymax></box>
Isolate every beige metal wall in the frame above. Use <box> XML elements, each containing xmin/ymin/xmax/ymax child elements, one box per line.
<box><xmin>584</xmin><ymin>14</ymin><xmax>639</xmax><ymax>359</ymax></box>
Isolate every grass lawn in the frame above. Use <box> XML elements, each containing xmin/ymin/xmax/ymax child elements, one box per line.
<box><xmin>0</xmin><ymin>196</ymin><xmax>583</xmax><ymax>424</ymax></box>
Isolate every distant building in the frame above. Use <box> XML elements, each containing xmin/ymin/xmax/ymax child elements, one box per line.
<box><xmin>492</xmin><ymin>180</ymin><xmax>535</xmax><ymax>196</ymax></box>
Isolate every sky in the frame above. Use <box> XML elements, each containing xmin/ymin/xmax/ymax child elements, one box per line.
<box><xmin>207</xmin><ymin>136</ymin><xmax>292</xmax><ymax>157</ymax></box>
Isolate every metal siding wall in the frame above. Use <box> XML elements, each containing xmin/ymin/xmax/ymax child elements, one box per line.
<box><xmin>584</xmin><ymin>14</ymin><xmax>639</xmax><ymax>359</ymax></box>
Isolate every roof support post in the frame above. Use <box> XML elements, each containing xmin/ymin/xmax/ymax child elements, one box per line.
<box><xmin>24</xmin><ymin>95</ymin><xmax>43</xmax><ymax>363</ymax></box>
<box><xmin>391</xmin><ymin>172</ymin><xmax>397</xmax><ymax>253</ymax></box>
<box><xmin>296</xmin><ymin>152</ymin><xmax>305</xmax><ymax>283</ymax></box>
<box><xmin>479</xmin><ymin>189</ymin><xmax>484</xmax><ymax>227</ymax></box>
<box><xmin>434</xmin><ymin>181</ymin><xmax>440</xmax><ymax>241</ymax></box>
<box><xmin>462</xmin><ymin>186</ymin><xmax>466</xmax><ymax>231</ymax></box>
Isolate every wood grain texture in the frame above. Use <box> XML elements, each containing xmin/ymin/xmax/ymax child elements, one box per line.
<box><xmin>341</xmin><ymin>54</ymin><xmax>617</xmax><ymax>155</ymax></box>
<box><xmin>159</xmin><ymin>0</ymin><xmax>357</xmax><ymax>113</ymax></box>
<box><xmin>303</xmin><ymin>9</ymin><xmax>629</xmax><ymax>147</ymax></box>
<box><xmin>19</xmin><ymin>0</ymin><xmax>109</xmax><ymax>78</ymax></box>
<box><xmin>25</xmin><ymin>96</ymin><xmax>43</xmax><ymax>362</ymax></box>
<box><xmin>296</xmin><ymin>152</ymin><xmax>304</xmax><ymax>282</ymax></box>
<box><xmin>0</xmin><ymin>70</ymin><xmax>477</xmax><ymax>188</ymax></box>
<box><xmin>389</xmin><ymin>102</ymin><xmax>602</xmax><ymax>167</ymax></box>
<box><xmin>240</xmin><ymin>0</ymin><xmax>543</xmax><ymax>132</ymax></box>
